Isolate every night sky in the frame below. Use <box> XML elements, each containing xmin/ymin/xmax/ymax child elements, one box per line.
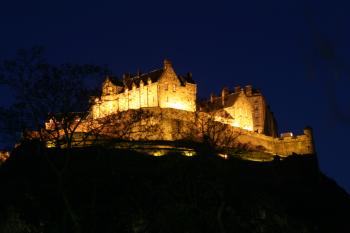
<box><xmin>1</xmin><ymin>0</ymin><xmax>350</xmax><ymax>192</ymax></box>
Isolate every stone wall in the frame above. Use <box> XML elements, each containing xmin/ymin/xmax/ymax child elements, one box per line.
<box><xmin>157</xmin><ymin>66</ymin><xmax>196</xmax><ymax>112</ymax></box>
<box><xmin>246</xmin><ymin>93</ymin><xmax>266</xmax><ymax>133</ymax></box>
<box><xmin>233</xmin><ymin>128</ymin><xmax>315</xmax><ymax>156</ymax></box>
<box><xmin>89</xmin><ymin>107</ymin><xmax>314</xmax><ymax>156</ymax></box>
<box><xmin>92</xmin><ymin>82</ymin><xmax>160</xmax><ymax>119</ymax></box>
<box><xmin>160</xmin><ymin>109</ymin><xmax>314</xmax><ymax>156</ymax></box>
<box><xmin>224</xmin><ymin>92</ymin><xmax>254</xmax><ymax>131</ymax></box>
<box><xmin>47</xmin><ymin>106</ymin><xmax>314</xmax><ymax>157</ymax></box>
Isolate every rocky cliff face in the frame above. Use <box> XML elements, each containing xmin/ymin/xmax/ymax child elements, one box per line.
<box><xmin>0</xmin><ymin>142</ymin><xmax>349</xmax><ymax>233</ymax></box>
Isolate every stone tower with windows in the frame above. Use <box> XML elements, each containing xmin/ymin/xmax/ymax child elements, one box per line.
<box><xmin>91</xmin><ymin>60</ymin><xmax>197</xmax><ymax>119</ymax></box>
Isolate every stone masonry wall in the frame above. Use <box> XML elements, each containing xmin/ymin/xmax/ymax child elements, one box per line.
<box><xmin>224</xmin><ymin>92</ymin><xmax>254</xmax><ymax>131</ymax></box>
<box><xmin>91</xmin><ymin>71</ymin><xmax>196</xmax><ymax>118</ymax></box>
<box><xmin>95</xmin><ymin>107</ymin><xmax>314</xmax><ymax>156</ymax></box>
<box><xmin>92</xmin><ymin>82</ymin><xmax>160</xmax><ymax>119</ymax></box>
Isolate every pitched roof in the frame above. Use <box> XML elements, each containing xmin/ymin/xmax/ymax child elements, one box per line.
<box><xmin>104</xmin><ymin>60</ymin><xmax>196</xmax><ymax>90</ymax></box>
<box><xmin>122</xmin><ymin>69</ymin><xmax>164</xmax><ymax>89</ymax></box>
<box><xmin>199</xmin><ymin>86</ymin><xmax>263</xmax><ymax>112</ymax></box>
<box><xmin>199</xmin><ymin>92</ymin><xmax>240</xmax><ymax>111</ymax></box>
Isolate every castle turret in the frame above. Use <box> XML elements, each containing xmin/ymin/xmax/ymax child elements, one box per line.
<box><xmin>303</xmin><ymin>126</ymin><xmax>313</xmax><ymax>137</ymax></box>
<box><xmin>304</xmin><ymin>126</ymin><xmax>316</xmax><ymax>154</ymax></box>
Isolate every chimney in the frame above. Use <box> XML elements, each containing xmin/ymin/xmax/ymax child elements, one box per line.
<box><xmin>136</xmin><ymin>69</ymin><xmax>142</xmax><ymax>77</ymax></box>
<box><xmin>245</xmin><ymin>85</ymin><xmax>252</xmax><ymax>96</ymax></box>
<box><xmin>163</xmin><ymin>59</ymin><xmax>172</xmax><ymax>70</ymax></box>
<box><xmin>221</xmin><ymin>87</ymin><xmax>229</xmax><ymax>106</ymax></box>
<box><xmin>122</xmin><ymin>73</ymin><xmax>130</xmax><ymax>85</ymax></box>
<box><xmin>210</xmin><ymin>93</ymin><xmax>215</xmax><ymax>103</ymax></box>
<box><xmin>187</xmin><ymin>72</ymin><xmax>192</xmax><ymax>79</ymax></box>
<box><xmin>234</xmin><ymin>86</ymin><xmax>240</xmax><ymax>93</ymax></box>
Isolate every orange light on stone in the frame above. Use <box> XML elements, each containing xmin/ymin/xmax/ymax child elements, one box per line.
<box><xmin>167</xmin><ymin>102</ymin><xmax>188</xmax><ymax>111</ymax></box>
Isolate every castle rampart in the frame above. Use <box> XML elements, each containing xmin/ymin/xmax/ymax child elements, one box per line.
<box><xmin>90</xmin><ymin>107</ymin><xmax>315</xmax><ymax>157</ymax></box>
<box><xmin>232</xmin><ymin>126</ymin><xmax>315</xmax><ymax>156</ymax></box>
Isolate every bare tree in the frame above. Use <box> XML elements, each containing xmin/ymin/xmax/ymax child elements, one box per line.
<box><xmin>62</xmin><ymin>108</ymin><xmax>160</xmax><ymax>147</ymax></box>
<box><xmin>180</xmin><ymin>110</ymin><xmax>244</xmax><ymax>154</ymax></box>
<box><xmin>0</xmin><ymin>47</ymin><xmax>108</xmax><ymax>149</ymax></box>
<box><xmin>0</xmin><ymin>47</ymin><xmax>109</xmax><ymax>233</ymax></box>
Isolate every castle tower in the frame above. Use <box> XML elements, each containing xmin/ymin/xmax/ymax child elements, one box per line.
<box><xmin>304</xmin><ymin>126</ymin><xmax>316</xmax><ymax>154</ymax></box>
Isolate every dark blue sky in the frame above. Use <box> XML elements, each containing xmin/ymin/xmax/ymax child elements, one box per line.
<box><xmin>1</xmin><ymin>0</ymin><xmax>350</xmax><ymax>192</ymax></box>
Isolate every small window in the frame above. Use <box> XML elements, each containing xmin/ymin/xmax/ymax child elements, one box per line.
<box><xmin>107</xmin><ymin>86</ymin><xmax>113</xmax><ymax>94</ymax></box>
<box><xmin>173</xmin><ymin>84</ymin><xmax>176</xmax><ymax>92</ymax></box>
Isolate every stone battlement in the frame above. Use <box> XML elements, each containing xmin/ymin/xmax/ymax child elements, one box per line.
<box><xmin>231</xmin><ymin>126</ymin><xmax>314</xmax><ymax>156</ymax></box>
<box><xmin>71</xmin><ymin>107</ymin><xmax>314</xmax><ymax>157</ymax></box>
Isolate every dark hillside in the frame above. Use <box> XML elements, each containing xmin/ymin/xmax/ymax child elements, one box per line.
<box><xmin>0</xmin><ymin>142</ymin><xmax>349</xmax><ymax>233</ymax></box>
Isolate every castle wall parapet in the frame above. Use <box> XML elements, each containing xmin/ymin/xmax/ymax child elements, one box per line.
<box><xmin>228</xmin><ymin>126</ymin><xmax>315</xmax><ymax>156</ymax></box>
<box><xmin>115</xmin><ymin>108</ymin><xmax>315</xmax><ymax>156</ymax></box>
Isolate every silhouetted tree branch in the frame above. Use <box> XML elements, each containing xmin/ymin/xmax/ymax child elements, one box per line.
<box><xmin>0</xmin><ymin>47</ymin><xmax>110</xmax><ymax>233</ymax></box>
<box><xmin>0</xmin><ymin>47</ymin><xmax>108</xmax><ymax>148</ymax></box>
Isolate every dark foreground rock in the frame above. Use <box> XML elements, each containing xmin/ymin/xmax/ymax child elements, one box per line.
<box><xmin>0</xmin><ymin>142</ymin><xmax>349</xmax><ymax>233</ymax></box>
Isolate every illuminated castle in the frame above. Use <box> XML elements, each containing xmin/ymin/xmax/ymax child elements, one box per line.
<box><xmin>45</xmin><ymin>59</ymin><xmax>315</xmax><ymax>158</ymax></box>
<box><xmin>91</xmin><ymin>60</ymin><xmax>277</xmax><ymax>136</ymax></box>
